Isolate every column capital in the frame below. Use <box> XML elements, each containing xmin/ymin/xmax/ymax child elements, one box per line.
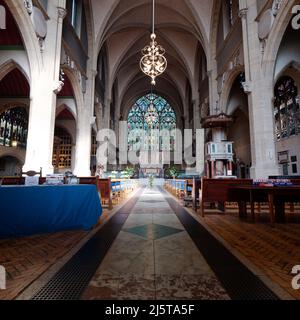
<box><xmin>239</xmin><ymin>8</ymin><xmax>248</xmax><ymax>19</ymax></box>
<box><xmin>242</xmin><ymin>81</ymin><xmax>252</xmax><ymax>94</ymax></box>
<box><xmin>57</xmin><ymin>7</ymin><xmax>67</xmax><ymax>20</ymax></box>
<box><xmin>91</xmin><ymin>69</ymin><xmax>98</xmax><ymax>77</ymax></box>
<box><xmin>23</xmin><ymin>0</ymin><xmax>33</xmax><ymax>14</ymax></box>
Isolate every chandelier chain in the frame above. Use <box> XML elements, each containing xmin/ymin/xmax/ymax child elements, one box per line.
<box><xmin>140</xmin><ymin>0</ymin><xmax>167</xmax><ymax>86</ymax></box>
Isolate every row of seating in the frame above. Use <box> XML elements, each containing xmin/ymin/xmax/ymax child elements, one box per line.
<box><xmin>164</xmin><ymin>178</ymin><xmax>201</xmax><ymax>209</ymax></box>
<box><xmin>164</xmin><ymin>179</ymin><xmax>190</xmax><ymax>199</ymax></box>
<box><xmin>1</xmin><ymin>176</ymin><xmax>139</xmax><ymax>210</ymax></box>
<box><xmin>165</xmin><ymin>177</ymin><xmax>300</xmax><ymax>223</ymax></box>
<box><xmin>111</xmin><ymin>179</ymin><xmax>140</xmax><ymax>205</ymax></box>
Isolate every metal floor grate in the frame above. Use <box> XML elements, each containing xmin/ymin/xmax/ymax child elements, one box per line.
<box><xmin>31</xmin><ymin>191</ymin><xmax>142</xmax><ymax>300</ymax></box>
<box><xmin>160</xmin><ymin>187</ymin><xmax>279</xmax><ymax>300</ymax></box>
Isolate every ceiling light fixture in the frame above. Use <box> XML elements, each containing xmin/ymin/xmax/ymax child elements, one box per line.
<box><xmin>140</xmin><ymin>0</ymin><xmax>167</xmax><ymax>86</ymax></box>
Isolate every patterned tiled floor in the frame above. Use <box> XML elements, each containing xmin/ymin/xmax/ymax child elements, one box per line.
<box><xmin>82</xmin><ymin>188</ymin><xmax>229</xmax><ymax>300</ymax></box>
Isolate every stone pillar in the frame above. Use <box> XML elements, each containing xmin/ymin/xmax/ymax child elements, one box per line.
<box><xmin>239</xmin><ymin>0</ymin><xmax>280</xmax><ymax>179</ymax></box>
<box><xmin>193</xmin><ymin>98</ymin><xmax>201</xmax><ymax>130</ymax></box>
<box><xmin>95</xmin><ymin>101</ymin><xmax>103</xmax><ymax>131</ymax></box>
<box><xmin>228</xmin><ymin>161</ymin><xmax>233</xmax><ymax>175</ymax></box>
<box><xmin>208</xmin><ymin>66</ymin><xmax>219</xmax><ymax>115</ymax></box>
<box><xmin>73</xmin><ymin>68</ymin><xmax>96</xmax><ymax>177</ymax></box>
<box><xmin>73</xmin><ymin>109</ymin><xmax>92</xmax><ymax>176</ymax></box>
<box><xmin>206</xmin><ymin>161</ymin><xmax>210</xmax><ymax>177</ymax></box>
<box><xmin>216</xmin><ymin>161</ymin><xmax>224</xmax><ymax>176</ymax></box>
<box><xmin>23</xmin><ymin>2</ymin><xmax>66</xmax><ymax>175</ymax></box>
<box><xmin>211</xmin><ymin>160</ymin><xmax>215</xmax><ymax>178</ymax></box>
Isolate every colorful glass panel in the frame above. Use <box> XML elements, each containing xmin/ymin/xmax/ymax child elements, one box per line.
<box><xmin>274</xmin><ymin>76</ymin><xmax>300</xmax><ymax>140</ymax></box>
<box><xmin>128</xmin><ymin>94</ymin><xmax>176</xmax><ymax>151</ymax></box>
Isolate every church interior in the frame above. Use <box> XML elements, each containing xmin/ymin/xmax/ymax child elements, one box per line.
<box><xmin>0</xmin><ymin>0</ymin><xmax>300</xmax><ymax>301</ymax></box>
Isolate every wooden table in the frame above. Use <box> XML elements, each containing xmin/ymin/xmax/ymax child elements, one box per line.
<box><xmin>230</xmin><ymin>185</ymin><xmax>300</xmax><ymax>224</ymax></box>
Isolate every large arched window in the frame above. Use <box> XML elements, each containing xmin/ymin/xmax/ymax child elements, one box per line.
<box><xmin>274</xmin><ymin>76</ymin><xmax>300</xmax><ymax>140</ymax></box>
<box><xmin>127</xmin><ymin>94</ymin><xmax>176</xmax><ymax>151</ymax></box>
<box><xmin>0</xmin><ymin>107</ymin><xmax>28</xmax><ymax>148</ymax></box>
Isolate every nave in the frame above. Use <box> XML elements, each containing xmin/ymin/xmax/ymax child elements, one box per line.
<box><xmin>5</xmin><ymin>187</ymin><xmax>284</xmax><ymax>301</ymax></box>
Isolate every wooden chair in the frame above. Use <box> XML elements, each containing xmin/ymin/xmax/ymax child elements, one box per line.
<box><xmin>21</xmin><ymin>167</ymin><xmax>43</xmax><ymax>178</ymax></box>
<box><xmin>20</xmin><ymin>167</ymin><xmax>43</xmax><ymax>185</ymax></box>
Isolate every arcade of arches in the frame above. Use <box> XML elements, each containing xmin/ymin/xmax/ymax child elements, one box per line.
<box><xmin>1</xmin><ymin>0</ymin><xmax>300</xmax><ymax>178</ymax></box>
<box><xmin>0</xmin><ymin>0</ymin><xmax>300</xmax><ymax>301</ymax></box>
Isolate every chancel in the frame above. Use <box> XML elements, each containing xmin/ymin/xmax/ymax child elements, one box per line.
<box><xmin>0</xmin><ymin>0</ymin><xmax>300</xmax><ymax>302</ymax></box>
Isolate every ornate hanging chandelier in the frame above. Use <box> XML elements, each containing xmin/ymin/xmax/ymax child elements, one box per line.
<box><xmin>140</xmin><ymin>0</ymin><xmax>167</xmax><ymax>86</ymax></box>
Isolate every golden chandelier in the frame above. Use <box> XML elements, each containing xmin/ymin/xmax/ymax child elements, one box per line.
<box><xmin>140</xmin><ymin>0</ymin><xmax>167</xmax><ymax>86</ymax></box>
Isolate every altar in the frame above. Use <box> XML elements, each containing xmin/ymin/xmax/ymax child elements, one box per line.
<box><xmin>0</xmin><ymin>185</ymin><xmax>102</xmax><ymax>239</ymax></box>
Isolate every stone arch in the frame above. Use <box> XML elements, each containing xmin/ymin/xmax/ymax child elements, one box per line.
<box><xmin>61</xmin><ymin>67</ymin><xmax>83</xmax><ymax>114</ymax></box>
<box><xmin>263</xmin><ymin>0</ymin><xmax>300</xmax><ymax>79</ymax></box>
<box><xmin>209</xmin><ymin>0</ymin><xmax>222</xmax><ymax>61</ymax></box>
<box><xmin>56</xmin><ymin>103</ymin><xmax>77</xmax><ymax>121</ymax></box>
<box><xmin>123</xmin><ymin>91</ymin><xmax>183</xmax><ymax>129</ymax></box>
<box><xmin>3</xmin><ymin>0</ymin><xmax>42</xmax><ymax>79</ymax></box>
<box><xmin>219</xmin><ymin>66</ymin><xmax>245</xmax><ymax>112</ymax></box>
<box><xmin>0</xmin><ymin>101</ymin><xmax>29</xmax><ymax>114</ymax></box>
<box><xmin>0</xmin><ymin>152</ymin><xmax>25</xmax><ymax>165</ymax></box>
<box><xmin>275</xmin><ymin>61</ymin><xmax>300</xmax><ymax>83</ymax></box>
<box><xmin>0</xmin><ymin>59</ymin><xmax>30</xmax><ymax>83</ymax></box>
<box><xmin>0</xmin><ymin>154</ymin><xmax>24</xmax><ymax>176</ymax></box>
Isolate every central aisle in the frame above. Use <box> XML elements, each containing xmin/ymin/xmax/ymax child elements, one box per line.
<box><xmin>82</xmin><ymin>188</ymin><xmax>229</xmax><ymax>300</ymax></box>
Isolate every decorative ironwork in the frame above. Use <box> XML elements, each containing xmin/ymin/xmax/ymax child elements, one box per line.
<box><xmin>274</xmin><ymin>76</ymin><xmax>300</xmax><ymax>140</ymax></box>
<box><xmin>140</xmin><ymin>0</ymin><xmax>167</xmax><ymax>85</ymax></box>
<box><xmin>0</xmin><ymin>107</ymin><xmax>28</xmax><ymax>148</ymax></box>
<box><xmin>52</xmin><ymin>127</ymin><xmax>72</xmax><ymax>169</ymax></box>
<box><xmin>127</xmin><ymin>94</ymin><xmax>176</xmax><ymax>151</ymax></box>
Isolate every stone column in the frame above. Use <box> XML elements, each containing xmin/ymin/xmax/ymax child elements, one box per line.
<box><xmin>193</xmin><ymin>98</ymin><xmax>201</xmax><ymax>130</ymax></box>
<box><xmin>239</xmin><ymin>0</ymin><xmax>280</xmax><ymax>179</ymax></box>
<box><xmin>73</xmin><ymin>67</ymin><xmax>96</xmax><ymax>177</ymax></box>
<box><xmin>94</xmin><ymin>100</ymin><xmax>103</xmax><ymax>131</ymax></box>
<box><xmin>211</xmin><ymin>160</ymin><xmax>215</xmax><ymax>178</ymax></box>
<box><xmin>73</xmin><ymin>108</ymin><xmax>92</xmax><ymax>176</ymax></box>
<box><xmin>23</xmin><ymin>2</ymin><xmax>66</xmax><ymax>175</ymax></box>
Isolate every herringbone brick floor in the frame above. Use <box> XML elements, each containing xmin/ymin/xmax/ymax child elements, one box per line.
<box><xmin>200</xmin><ymin>205</ymin><xmax>300</xmax><ymax>300</ymax></box>
<box><xmin>0</xmin><ymin>230</ymin><xmax>88</xmax><ymax>300</ymax></box>
<box><xmin>0</xmin><ymin>209</ymin><xmax>111</xmax><ymax>300</ymax></box>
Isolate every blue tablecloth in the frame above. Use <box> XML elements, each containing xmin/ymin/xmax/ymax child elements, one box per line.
<box><xmin>0</xmin><ymin>185</ymin><xmax>102</xmax><ymax>239</ymax></box>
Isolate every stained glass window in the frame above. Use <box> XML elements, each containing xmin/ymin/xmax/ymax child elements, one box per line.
<box><xmin>0</xmin><ymin>107</ymin><xmax>28</xmax><ymax>148</ymax></box>
<box><xmin>274</xmin><ymin>76</ymin><xmax>300</xmax><ymax>140</ymax></box>
<box><xmin>127</xmin><ymin>94</ymin><xmax>176</xmax><ymax>151</ymax></box>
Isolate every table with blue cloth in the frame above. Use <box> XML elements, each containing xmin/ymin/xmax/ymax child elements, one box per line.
<box><xmin>0</xmin><ymin>185</ymin><xmax>102</xmax><ymax>239</ymax></box>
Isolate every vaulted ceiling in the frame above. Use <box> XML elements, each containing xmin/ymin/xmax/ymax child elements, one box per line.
<box><xmin>91</xmin><ymin>0</ymin><xmax>213</xmax><ymax>118</ymax></box>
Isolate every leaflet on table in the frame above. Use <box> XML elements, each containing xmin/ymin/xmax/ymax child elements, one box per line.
<box><xmin>45</xmin><ymin>174</ymin><xmax>64</xmax><ymax>185</ymax></box>
<box><xmin>25</xmin><ymin>176</ymin><xmax>40</xmax><ymax>186</ymax></box>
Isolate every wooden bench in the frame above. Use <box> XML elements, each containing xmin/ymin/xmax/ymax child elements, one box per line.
<box><xmin>1</xmin><ymin>176</ymin><xmax>46</xmax><ymax>185</ymax></box>
<box><xmin>165</xmin><ymin>178</ymin><xmax>201</xmax><ymax>210</ymax></box>
<box><xmin>269</xmin><ymin>178</ymin><xmax>300</xmax><ymax>214</ymax></box>
<box><xmin>199</xmin><ymin>178</ymin><xmax>253</xmax><ymax>217</ymax></box>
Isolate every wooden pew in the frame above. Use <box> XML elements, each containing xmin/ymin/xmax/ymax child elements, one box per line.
<box><xmin>199</xmin><ymin>178</ymin><xmax>253</xmax><ymax>217</ymax></box>
<box><xmin>1</xmin><ymin>176</ymin><xmax>46</xmax><ymax>185</ymax></box>
<box><xmin>269</xmin><ymin>177</ymin><xmax>300</xmax><ymax>215</ymax></box>
<box><xmin>96</xmin><ymin>178</ymin><xmax>113</xmax><ymax>210</ymax></box>
<box><xmin>164</xmin><ymin>178</ymin><xmax>201</xmax><ymax>210</ymax></box>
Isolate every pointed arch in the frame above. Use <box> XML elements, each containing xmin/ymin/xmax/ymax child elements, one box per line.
<box><xmin>0</xmin><ymin>59</ymin><xmax>30</xmax><ymax>83</ymax></box>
